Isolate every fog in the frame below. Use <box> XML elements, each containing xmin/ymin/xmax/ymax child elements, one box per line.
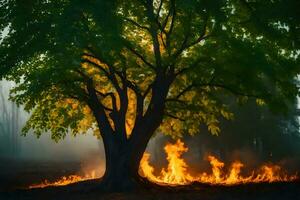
<box><xmin>0</xmin><ymin>80</ymin><xmax>102</xmax><ymax>162</ymax></box>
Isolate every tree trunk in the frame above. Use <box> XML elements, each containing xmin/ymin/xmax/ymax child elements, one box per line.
<box><xmin>86</xmin><ymin>74</ymin><xmax>172</xmax><ymax>191</ymax></box>
<box><xmin>99</xmin><ymin>136</ymin><xmax>148</xmax><ymax>192</ymax></box>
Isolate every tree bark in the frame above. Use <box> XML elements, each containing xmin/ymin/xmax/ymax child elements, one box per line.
<box><xmin>93</xmin><ymin>101</ymin><xmax>167</xmax><ymax>191</ymax></box>
<box><xmin>99</xmin><ymin>140</ymin><xmax>143</xmax><ymax>191</ymax></box>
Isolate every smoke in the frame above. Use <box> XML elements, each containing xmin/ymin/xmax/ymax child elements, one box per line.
<box><xmin>0</xmin><ymin>80</ymin><xmax>107</xmax><ymax>190</ymax></box>
<box><xmin>145</xmin><ymin>130</ymin><xmax>300</xmax><ymax>176</ymax></box>
<box><xmin>145</xmin><ymin>92</ymin><xmax>300</xmax><ymax>173</ymax></box>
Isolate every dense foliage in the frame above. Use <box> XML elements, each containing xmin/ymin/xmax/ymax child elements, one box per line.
<box><xmin>1</xmin><ymin>0</ymin><xmax>299</xmax><ymax>141</ymax></box>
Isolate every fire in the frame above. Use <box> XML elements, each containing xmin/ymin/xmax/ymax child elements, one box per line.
<box><xmin>29</xmin><ymin>170</ymin><xmax>97</xmax><ymax>189</ymax></box>
<box><xmin>160</xmin><ymin>139</ymin><xmax>193</xmax><ymax>184</ymax></box>
<box><xmin>140</xmin><ymin>139</ymin><xmax>298</xmax><ymax>185</ymax></box>
<box><xmin>29</xmin><ymin>139</ymin><xmax>298</xmax><ymax>189</ymax></box>
<box><xmin>140</xmin><ymin>153</ymin><xmax>161</xmax><ymax>183</ymax></box>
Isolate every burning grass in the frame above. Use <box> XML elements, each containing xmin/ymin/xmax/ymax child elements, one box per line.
<box><xmin>27</xmin><ymin>139</ymin><xmax>298</xmax><ymax>189</ymax></box>
<box><xmin>140</xmin><ymin>139</ymin><xmax>298</xmax><ymax>185</ymax></box>
<box><xmin>28</xmin><ymin>170</ymin><xmax>97</xmax><ymax>189</ymax></box>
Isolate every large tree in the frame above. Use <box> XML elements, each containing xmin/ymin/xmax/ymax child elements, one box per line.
<box><xmin>1</xmin><ymin>0</ymin><xmax>299</xmax><ymax>191</ymax></box>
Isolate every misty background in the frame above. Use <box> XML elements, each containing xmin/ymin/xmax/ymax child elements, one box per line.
<box><xmin>0</xmin><ymin>80</ymin><xmax>102</xmax><ymax>162</ymax></box>
<box><xmin>0</xmin><ymin>80</ymin><xmax>106</xmax><ymax>190</ymax></box>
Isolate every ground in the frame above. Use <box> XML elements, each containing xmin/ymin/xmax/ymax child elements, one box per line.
<box><xmin>0</xmin><ymin>159</ymin><xmax>299</xmax><ymax>200</ymax></box>
<box><xmin>1</xmin><ymin>180</ymin><xmax>300</xmax><ymax>200</ymax></box>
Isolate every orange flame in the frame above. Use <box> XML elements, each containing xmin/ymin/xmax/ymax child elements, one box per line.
<box><xmin>29</xmin><ymin>139</ymin><xmax>298</xmax><ymax>189</ymax></box>
<box><xmin>160</xmin><ymin>139</ymin><xmax>193</xmax><ymax>184</ymax></box>
<box><xmin>29</xmin><ymin>170</ymin><xmax>97</xmax><ymax>189</ymax></box>
<box><xmin>140</xmin><ymin>139</ymin><xmax>298</xmax><ymax>185</ymax></box>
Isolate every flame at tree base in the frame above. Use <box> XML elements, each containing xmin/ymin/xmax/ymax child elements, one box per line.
<box><xmin>28</xmin><ymin>139</ymin><xmax>298</xmax><ymax>189</ymax></box>
<box><xmin>140</xmin><ymin>139</ymin><xmax>298</xmax><ymax>186</ymax></box>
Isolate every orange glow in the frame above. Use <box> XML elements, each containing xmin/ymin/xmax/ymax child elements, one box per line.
<box><xmin>29</xmin><ymin>139</ymin><xmax>298</xmax><ymax>189</ymax></box>
<box><xmin>29</xmin><ymin>170</ymin><xmax>97</xmax><ymax>189</ymax></box>
<box><xmin>160</xmin><ymin>139</ymin><xmax>193</xmax><ymax>184</ymax></box>
<box><xmin>140</xmin><ymin>139</ymin><xmax>298</xmax><ymax>185</ymax></box>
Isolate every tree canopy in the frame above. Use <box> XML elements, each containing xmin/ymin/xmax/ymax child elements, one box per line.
<box><xmin>1</xmin><ymin>0</ymin><xmax>299</xmax><ymax>141</ymax></box>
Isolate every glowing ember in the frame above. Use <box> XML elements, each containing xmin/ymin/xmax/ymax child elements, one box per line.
<box><xmin>29</xmin><ymin>170</ymin><xmax>97</xmax><ymax>189</ymax></box>
<box><xmin>140</xmin><ymin>139</ymin><xmax>298</xmax><ymax>185</ymax></box>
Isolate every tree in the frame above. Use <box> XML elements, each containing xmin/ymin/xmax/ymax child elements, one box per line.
<box><xmin>0</xmin><ymin>82</ymin><xmax>21</xmax><ymax>158</ymax></box>
<box><xmin>1</xmin><ymin>0</ymin><xmax>299</xmax><ymax>191</ymax></box>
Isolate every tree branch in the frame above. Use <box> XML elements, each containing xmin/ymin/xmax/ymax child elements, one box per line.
<box><xmin>155</xmin><ymin>0</ymin><xmax>163</xmax><ymax>20</ymax></box>
<box><xmin>164</xmin><ymin>112</ymin><xmax>185</xmax><ymax>121</ymax></box>
<box><xmin>143</xmin><ymin>83</ymin><xmax>153</xmax><ymax>98</ymax></box>
<box><xmin>165</xmin><ymin>0</ymin><xmax>176</xmax><ymax>49</ymax></box>
<box><xmin>81</xmin><ymin>59</ymin><xmax>110</xmax><ymax>78</ymax></box>
<box><xmin>174</xmin><ymin>81</ymin><xmax>261</xmax><ymax>101</ymax></box>
<box><xmin>123</xmin><ymin>17</ymin><xmax>151</xmax><ymax>32</ymax></box>
<box><xmin>210</xmin><ymin>83</ymin><xmax>261</xmax><ymax>98</ymax></box>
<box><xmin>172</xmin><ymin>15</ymin><xmax>210</xmax><ymax>59</ymax></box>
<box><xmin>165</xmin><ymin>98</ymin><xmax>187</xmax><ymax>104</ymax></box>
<box><xmin>186</xmin><ymin>34</ymin><xmax>210</xmax><ymax>49</ymax></box>
<box><xmin>95</xmin><ymin>90</ymin><xmax>117</xmax><ymax>112</ymax></box>
<box><xmin>145</xmin><ymin>0</ymin><xmax>163</xmax><ymax>69</ymax></box>
<box><xmin>81</xmin><ymin>57</ymin><xmax>123</xmax><ymax>96</ymax></box>
<box><xmin>86</xmin><ymin>79</ymin><xmax>115</xmax><ymax>137</ymax></box>
<box><xmin>126</xmin><ymin>46</ymin><xmax>156</xmax><ymax>71</ymax></box>
<box><xmin>161</xmin><ymin>2</ymin><xmax>172</xmax><ymax>31</ymax></box>
<box><xmin>82</xmin><ymin>48</ymin><xmax>131</xmax><ymax>140</ymax></box>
